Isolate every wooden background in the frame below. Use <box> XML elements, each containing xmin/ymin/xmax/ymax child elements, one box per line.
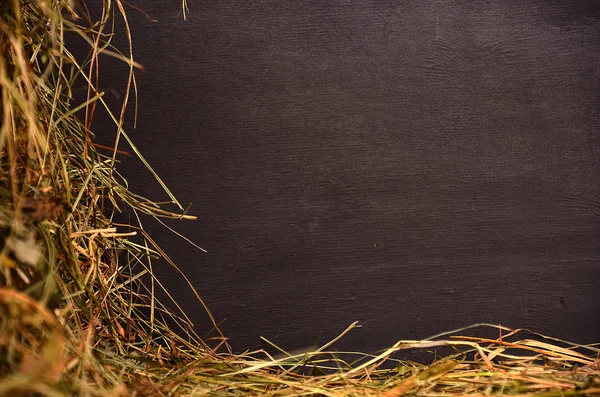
<box><xmin>91</xmin><ymin>0</ymin><xmax>600</xmax><ymax>354</ymax></box>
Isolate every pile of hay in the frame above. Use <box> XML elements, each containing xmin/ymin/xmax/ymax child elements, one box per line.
<box><xmin>1</xmin><ymin>1</ymin><xmax>598</xmax><ymax>395</ymax></box>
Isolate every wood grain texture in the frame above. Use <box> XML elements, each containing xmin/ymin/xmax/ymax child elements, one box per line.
<box><xmin>93</xmin><ymin>0</ymin><xmax>600</xmax><ymax>353</ymax></box>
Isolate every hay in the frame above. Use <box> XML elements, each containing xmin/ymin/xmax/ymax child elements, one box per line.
<box><xmin>0</xmin><ymin>1</ymin><xmax>598</xmax><ymax>395</ymax></box>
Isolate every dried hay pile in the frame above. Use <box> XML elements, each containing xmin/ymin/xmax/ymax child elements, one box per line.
<box><xmin>1</xmin><ymin>1</ymin><xmax>598</xmax><ymax>395</ymax></box>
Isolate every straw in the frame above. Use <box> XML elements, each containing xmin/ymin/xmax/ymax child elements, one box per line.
<box><xmin>1</xmin><ymin>1</ymin><xmax>598</xmax><ymax>395</ymax></box>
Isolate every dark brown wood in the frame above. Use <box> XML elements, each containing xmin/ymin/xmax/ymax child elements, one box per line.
<box><xmin>93</xmin><ymin>0</ymin><xmax>600</xmax><ymax>353</ymax></box>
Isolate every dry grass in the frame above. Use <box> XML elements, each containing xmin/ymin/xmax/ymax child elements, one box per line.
<box><xmin>0</xmin><ymin>1</ymin><xmax>598</xmax><ymax>395</ymax></box>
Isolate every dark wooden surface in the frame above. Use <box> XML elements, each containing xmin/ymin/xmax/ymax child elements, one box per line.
<box><xmin>92</xmin><ymin>1</ymin><xmax>600</xmax><ymax>353</ymax></box>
